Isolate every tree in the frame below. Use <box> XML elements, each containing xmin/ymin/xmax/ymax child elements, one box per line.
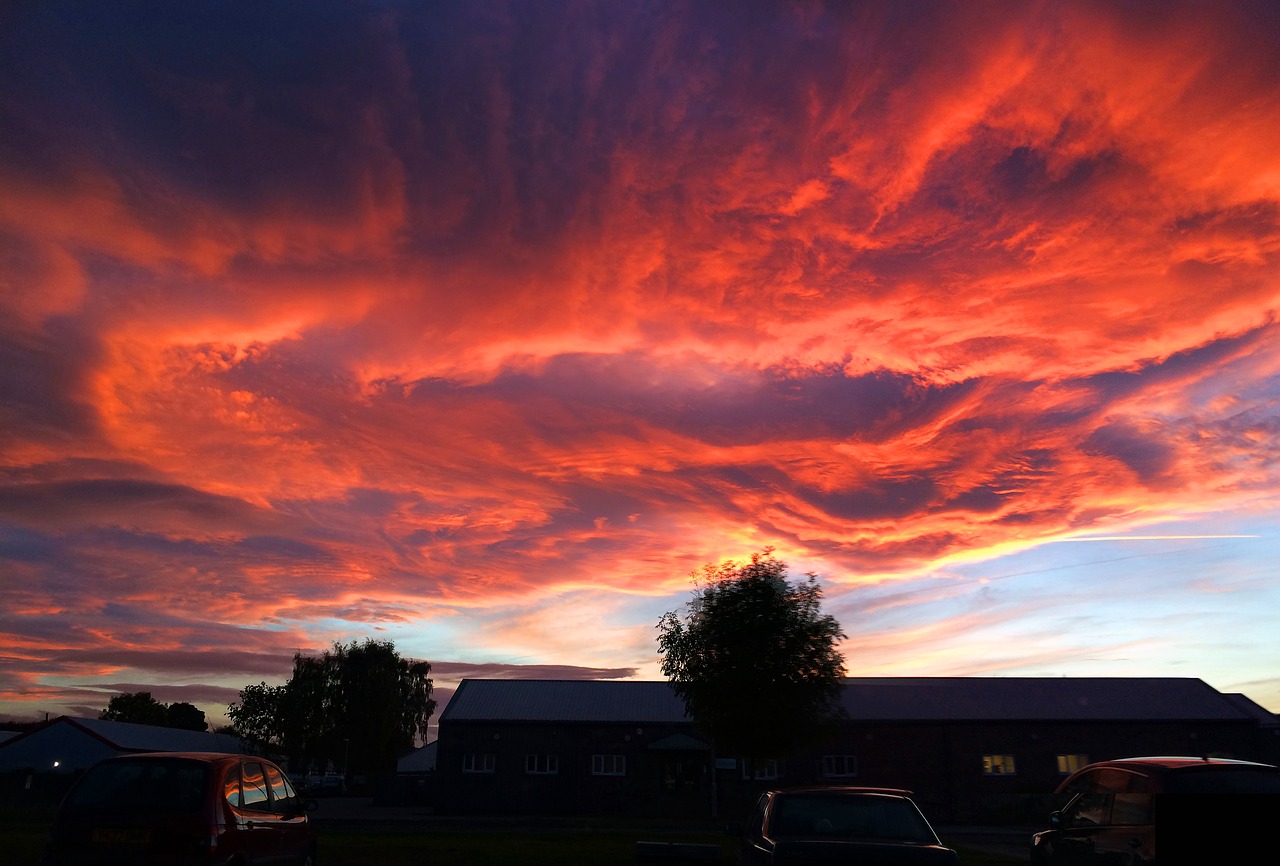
<box><xmin>227</xmin><ymin>682</ymin><xmax>287</xmax><ymax>747</ymax></box>
<box><xmin>100</xmin><ymin>691</ymin><xmax>168</xmax><ymax>726</ymax></box>
<box><xmin>100</xmin><ymin>692</ymin><xmax>210</xmax><ymax>730</ymax></box>
<box><xmin>164</xmin><ymin>701</ymin><xmax>208</xmax><ymax>731</ymax></box>
<box><xmin>228</xmin><ymin>639</ymin><xmax>436</xmax><ymax>776</ymax></box>
<box><xmin>656</xmin><ymin>549</ymin><xmax>847</xmax><ymax>761</ymax></box>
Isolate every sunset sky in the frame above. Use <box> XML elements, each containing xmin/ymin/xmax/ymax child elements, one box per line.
<box><xmin>2</xmin><ymin>1</ymin><xmax>1278</xmax><ymax>730</ymax></box>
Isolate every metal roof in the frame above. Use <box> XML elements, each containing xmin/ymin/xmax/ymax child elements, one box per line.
<box><xmin>439</xmin><ymin>679</ymin><xmax>690</xmax><ymax>723</ymax></box>
<box><xmin>58</xmin><ymin>716</ymin><xmax>244</xmax><ymax>752</ymax></box>
<box><xmin>438</xmin><ymin>677</ymin><xmax>1255</xmax><ymax>724</ymax></box>
<box><xmin>397</xmin><ymin>741</ymin><xmax>437</xmax><ymax>773</ymax></box>
<box><xmin>835</xmin><ymin>677</ymin><xmax>1251</xmax><ymax>721</ymax></box>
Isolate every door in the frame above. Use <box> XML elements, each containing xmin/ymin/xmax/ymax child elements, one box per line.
<box><xmin>264</xmin><ymin>761</ymin><xmax>313</xmax><ymax>863</ymax></box>
<box><xmin>239</xmin><ymin>760</ymin><xmax>289</xmax><ymax>863</ymax></box>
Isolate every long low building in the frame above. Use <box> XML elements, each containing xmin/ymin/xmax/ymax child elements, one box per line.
<box><xmin>0</xmin><ymin>716</ymin><xmax>245</xmax><ymax>807</ymax></box>
<box><xmin>434</xmin><ymin>676</ymin><xmax>1279</xmax><ymax>822</ymax></box>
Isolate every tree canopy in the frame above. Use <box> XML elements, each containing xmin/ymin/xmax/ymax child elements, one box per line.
<box><xmin>228</xmin><ymin>638</ymin><xmax>436</xmax><ymax>775</ymax></box>
<box><xmin>99</xmin><ymin>691</ymin><xmax>207</xmax><ymax>731</ymax></box>
<box><xmin>164</xmin><ymin>701</ymin><xmax>208</xmax><ymax>731</ymax></box>
<box><xmin>656</xmin><ymin>549</ymin><xmax>847</xmax><ymax>760</ymax></box>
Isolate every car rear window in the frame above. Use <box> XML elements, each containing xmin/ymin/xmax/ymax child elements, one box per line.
<box><xmin>64</xmin><ymin>758</ymin><xmax>209</xmax><ymax>816</ymax></box>
<box><xmin>771</xmin><ymin>793</ymin><xmax>935</xmax><ymax>842</ymax></box>
<box><xmin>1163</xmin><ymin>768</ymin><xmax>1280</xmax><ymax>793</ymax></box>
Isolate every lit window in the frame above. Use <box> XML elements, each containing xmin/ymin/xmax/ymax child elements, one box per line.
<box><xmin>592</xmin><ymin>755</ymin><xmax>625</xmax><ymax>776</ymax></box>
<box><xmin>821</xmin><ymin>755</ymin><xmax>858</xmax><ymax>778</ymax></box>
<box><xmin>1057</xmin><ymin>754</ymin><xmax>1088</xmax><ymax>775</ymax></box>
<box><xmin>982</xmin><ymin>754</ymin><xmax>1017</xmax><ymax>776</ymax></box>
<box><xmin>525</xmin><ymin>754</ymin><xmax>559</xmax><ymax>775</ymax></box>
<box><xmin>463</xmin><ymin>753</ymin><xmax>495</xmax><ymax>773</ymax></box>
<box><xmin>741</xmin><ymin>758</ymin><xmax>779</xmax><ymax>780</ymax></box>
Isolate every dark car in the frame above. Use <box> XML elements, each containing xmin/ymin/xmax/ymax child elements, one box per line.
<box><xmin>1030</xmin><ymin>756</ymin><xmax>1280</xmax><ymax>865</ymax></box>
<box><xmin>735</xmin><ymin>786</ymin><xmax>961</xmax><ymax>865</ymax></box>
<box><xmin>42</xmin><ymin>751</ymin><xmax>318</xmax><ymax>865</ymax></box>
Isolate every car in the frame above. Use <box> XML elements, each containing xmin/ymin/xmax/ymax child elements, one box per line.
<box><xmin>1030</xmin><ymin>755</ymin><xmax>1280</xmax><ymax>864</ymax></box>
<box><xmin>42</xmin><ymin>751</ymin><xmax>318</xmax><ymax>865</ymax></box>
<box><xmin>733</xmin><ymin>786</ymin><xmax>961</xmax><ymax>865</ymax></box>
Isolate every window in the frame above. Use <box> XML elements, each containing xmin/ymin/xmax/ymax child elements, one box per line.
<box><xmin>240</xmin><ymin>762</ymin><xmax>270</xmax><ymax>811</ymax></box>
<box><xmin>982</xmin><ymin>754</ymin><xmax>1017</xmax><ymax>776</ymax></box>
<box><xmin>264</xmin><ymin>763</ymin><xmax>295</xmax><ymax>810</ymax></box>
<box><xmin>223</xmin><ymin>766</ymin><xmax>242</xmax><ymax>808</ymax></box>
<box><xmin>1111</xmin><ymin>793</ymin><xmax>1153</xmax><ymax>825</ymax></box>
<box><xmin>525</xmin><ymin>754</ymin><xmax>558</xmax><ymax>775</ymax></box>
<box><xmin>463</xmin><ymin>753</ymin><xmax>495</xmax><ymax>773</ymax></box>
<box><xmin>592</xmin><ymin>754</ymin><xmax>625</xmax><ymax>776</ymax></box>
<box><xmin>1057</xmin><ymin>754</ymin><xmax>1089</xmax><ymax>775</ymax></box>
<box><xmin>64</xmin><ymin>759</ymin><xmax>208</xmax><ymax>815</ymax></box>
<box><xmin>741</xmin><ymin>758</ymin><xmax>779</xmax><ymax>780</ymax></box>
<box><xmin>1063</xmin><ymin>792</ymin><xmax>1108</xmax><ymax>827</ymax></box>
<box><xmin>821</xmin><ymin>755</ymin><xmax>858</xmax><ymax>778</ymax></box>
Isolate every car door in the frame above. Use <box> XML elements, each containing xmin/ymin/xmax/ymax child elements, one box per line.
<box><xmin>740</xmin><ymin>792</ymin><xmax>776</xmax><ymax>865</ymax></box>
<box><xmin>1088</xmin><ymin>791</ymin><xmax>1153</xmax><ymax>864</ymax></box>
<box><xmin>263</xmin><ymin>761</ymin><xmax>312</xmax><ymax>862</ymax></box>
<box><xmin>1050</xmin><ymin>792</ymin><xmax>1111</xmax><ymax>864</ymax></box>
<box><xmin>239</xmin><ymin>760</ymin><xmax>289</xmax><ymax>863</ymax></box>
<box><xmin>1049</xmin><ymin>768</ymin><xmax>1155</xmax><ymax>865</ymax></box>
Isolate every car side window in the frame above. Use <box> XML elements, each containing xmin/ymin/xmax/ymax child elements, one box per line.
<box><xmin>1110</xmin><ymin>793</ymin><xmax>1152</xmax><ymax>825</ymax></box>
<box><xmin>265</xmin><ymin>763</ymin><xmax>294</xmax><ymax>811</ymax></box>
<box><xmin>223</xmin><ymin>765</ymin><xmax>242</xmax><ymax>809</ymax></box>
<box><xmin>241</xmin><ymin>762</ymin><xmax>271</xmax><ymax>812</ymax></box>
<box><xmin>748</xmin><ymin>794</ymin><xmax>769</xmax><ymax>841</ymax></box>
<box><xmin>1064</xmin><ymin>793</ymin><xmax>1109</xmax><ymax>827</ymax></box>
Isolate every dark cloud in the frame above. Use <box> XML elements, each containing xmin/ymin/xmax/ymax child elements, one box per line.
<box><xmin>0</xmin><ymin>320</ymin><xmax>102</xmax><ymax>443</ymax></box>
<box><xmin>2</xmin><ymin>0</ymin><xmax>1279</xmax><ymax>718</ymax></box>
<box><xmin>1082</xmin><ymin>421</ymin><xmax>1179</xmax><ymax>485</ymax></box>
<box><xmin>90</xmin><ymin>683</ymin><xmax>244</xmax><ymax>708</ymax></box>
<box><xmin>41</xmin><ymin>649</ymin><xmax>295</xmax><ymax>678</ymax></box>
<box><xmin>0</xmin><ymin>479</ymin><xmax>273</xmax><ymax>529</ymax></box>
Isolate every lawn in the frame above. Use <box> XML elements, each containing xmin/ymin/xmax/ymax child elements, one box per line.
<box><xmin>318</xmin><ymin>826</ymin><xmax>1028</xmax><ymax>866</ymax></box>
<box><xmin>3</xmin><ymin>814</ymin><xmax>1026</xmax><ymax>865</ymax></box>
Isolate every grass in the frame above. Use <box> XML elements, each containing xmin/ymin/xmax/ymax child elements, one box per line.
<box><xmin>3</xmin><ymin>813</ymin><xmax>1027</xmax><ymax>866</ymax></box>
<box><xmin>318</xmin><ymin>826</ymin><xmax>1027</xmax><ymax>866</ymax></box>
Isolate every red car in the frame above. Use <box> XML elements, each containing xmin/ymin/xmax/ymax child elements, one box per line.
<box><xmin>42</xmin><ymin>751</ymin><xmax>318</xmax><ymax>865</ymax></box>
<box><xmin>1030</xmin><ymin>756</ymin><xmax>1280</xmax><ymax>865</ymax></box>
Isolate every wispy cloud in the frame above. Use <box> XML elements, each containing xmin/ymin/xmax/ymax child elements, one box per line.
<box><xmin>2</xmin><ymin>1</ymin><xmax>1279</xmax><ymax>721</ymax></box>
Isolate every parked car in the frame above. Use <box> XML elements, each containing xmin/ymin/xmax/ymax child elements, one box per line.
<box><xmin>1030</xmin><ymin>756</ymin><xmax>1280</xmax><ymax>864</ymax></box>
<box><xmin>42</xmin><ymin>751</ymin><xmax>318</xmax><ymax>865</ymax></box>
<box><xmin>733</xmin><ymin>786</ymin><xmax>961</xmax><ymax>865</ymax></box>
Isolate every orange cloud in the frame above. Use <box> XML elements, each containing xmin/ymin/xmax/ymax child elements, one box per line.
<box><xmin>2</xmin><ymin>1</ymin><xmax>1279</xmax><ymax>719</ymax></box>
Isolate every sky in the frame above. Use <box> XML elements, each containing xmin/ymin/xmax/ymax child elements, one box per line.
<box><xmin>2</xmin><ymin>1</ymin><xmax>1278</xmax><ymax>731</ymax></box>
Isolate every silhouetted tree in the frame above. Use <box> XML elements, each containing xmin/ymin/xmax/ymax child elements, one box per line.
<box><xmin>227</xmin><ymin>682</ymin><xmax>287</xmax><ymax>747</ymax></box>
<box><xmin>164</xmin><ymin>701</ymin><xmax>208</xmax><ymax>731</ymax></box>
<box><xmin>656</xmin><ymin>549</ymin><xmax>847</xmax><ymax>761</ymax></box>
<box><xmin>228</xmin><ymin>639</ymin><xmax>436</xmax><ymax>776</ymax></box>
<box><xmin>100</xmin><ymin>691</ymin><xmax>168</xmax><ymax>726</ymax></box>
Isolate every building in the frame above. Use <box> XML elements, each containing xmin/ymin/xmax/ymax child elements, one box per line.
<box><xmin>434</xmin><ymin>677</ymin><xmax>1279</xmax><ymax>822</ymax></box>
<box><xmin>0</xmin><ymin>716</ymin><xmax>245</xmax><ymax>807</ymax></box>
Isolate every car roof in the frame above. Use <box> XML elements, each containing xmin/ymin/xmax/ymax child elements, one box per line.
<box><xmin>1085</xmin><ymin>756</ymin><xmax>1277</xmax><ymax>771</ymax></box>
<box><xmin>768</xmin><ymin>786</ymin><xmax>915</xmax><ymax>797</ymax></box>
<box><xmin>99</xmin><ymin>751</ymin><xmax>263</xmax><ymax>763</ymax></box>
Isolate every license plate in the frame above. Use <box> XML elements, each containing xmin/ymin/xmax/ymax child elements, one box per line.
<box><xmin>91</xmin><ymin>827</ymin><xmax>151</xmax><ymax>845</ymax></box>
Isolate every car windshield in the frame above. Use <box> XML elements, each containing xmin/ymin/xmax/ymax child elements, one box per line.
<box><xmin>63</xmin><ymin>758</ymin><xmax>210</xmax><ymax>816</ymax></box>
<box><xmin>1162</xmin><ymin>767</ymin><xmax>1280</xmax><ymax>793</ymax></box>
<box><xmin>771</xmin><ymin>793</ymin><xmax>935</xmax><ymax>842</ymax></box>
